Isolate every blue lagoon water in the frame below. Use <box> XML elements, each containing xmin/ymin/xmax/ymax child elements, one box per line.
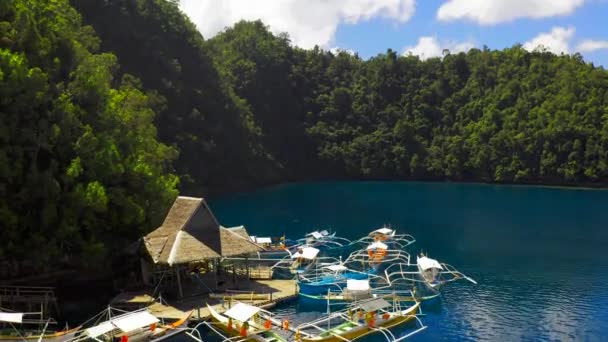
<box><xmin>210</xmin><ymin>182</ymin><xmax>608</xmax><ymax>341</ymax></box>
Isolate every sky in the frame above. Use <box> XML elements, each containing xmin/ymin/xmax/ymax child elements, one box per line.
<box><xmin>179</xmin><ymin>0</ymin><xmax>608</xmax><ymax>66</ymax></box>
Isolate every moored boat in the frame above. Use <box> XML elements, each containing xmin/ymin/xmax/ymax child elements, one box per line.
<box><xmin>0</xmin><ymin>312</ymin><xmax>81</xmax><ymax>342</ymax></box>
<box><xmin>206</xmin><ymin>303</ymin><xmax>286</xmax><ymax>342</ymax></box>
<box><xmin>296</xmin><ymin>297</ymin><xmax>426</xmax><ymax>342</ymax></box>
<box><xmin>73</xmin><ymin>308</ymin><xmax>191</xmax><ymax>342</ymax></box>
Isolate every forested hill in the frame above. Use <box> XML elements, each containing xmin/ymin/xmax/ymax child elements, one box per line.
<box><xmin>2</xmin><ymin>0</ymin><xmax>608</xmax><ymax>273</ymax></box>
<box><xmin>74</xmin><ymin>1</ymin><xmax>608</xmax><ymax>188</ymax></box>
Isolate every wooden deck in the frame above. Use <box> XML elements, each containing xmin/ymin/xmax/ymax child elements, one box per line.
<box><xmin>112</xmin><ymin>279</ymin><xmax>298</xmax><ymax>321</ymax></box>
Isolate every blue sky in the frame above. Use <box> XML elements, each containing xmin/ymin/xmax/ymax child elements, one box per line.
<box><xmin>179</xmin><ymin>0</ymin><xmax>608</xmax><ymax>66</ymax></box>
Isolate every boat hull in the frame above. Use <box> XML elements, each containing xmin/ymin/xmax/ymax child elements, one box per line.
<box><xmin>0</xmin><ymin>327</ymin><xmax>80</xmax><ymax>342</ymax></box>
<box><xmin>301</xmin><ymin>314</ymin><xmax>416</xmax><ymax>342</ymax></box>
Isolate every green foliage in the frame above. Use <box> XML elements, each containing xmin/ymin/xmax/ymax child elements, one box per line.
<box><xmin>4</xmin><ymin>0</ymin><xmax>608</xmax><ymax>275</ymax></box>
<box><xmin>0</xmin><ymin>0</ymin><xmax>177</xmax><ymax>273</ymax></box>
<box><xmin>71</xmin><ymin>0</ymin><xmax>280</xmax><ymax>193</ymax></box>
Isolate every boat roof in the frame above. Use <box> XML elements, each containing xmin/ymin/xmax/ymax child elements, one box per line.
<box><xmin>85</xmin><ymin>311</ymin><xmax>159</xmax><ymax>338</ymax></box>
<box><xmin>0</xmin><ymin>312</ymin><xmax>23</xmax><ymax>324</ymax></box>
<box><xmin>255</xmin><ymin>237</ymin><xmax>272</xmax><ymax>244</ymax></box>
<box><xmin>366</xmin><ymin>241</ymin><xmax>388</xmax><ymax>250</ymax></box>
<box><xmin>354</xmin><ymin>298</ymin><xmax>391</xmax><ymax>312</ymax></box>
<box><xmin>224</xmin><ymin>303</ymin><xmax>260</xmax><ymax>322</ymax></box>
<box><xmin>306</xmin><ymin>231</ymin><xmax>323</xmax><ymax>239</ymax></box>
<box><xmin>417</xmin><ymin>256</ymin><xmax>443</xmax><ymax>270</ymax></box>
<box><xmin>372</xmin><ymin>227</ymin><xmax>393</xmax><ymax>235</ymax></box>
<box><xmin>347</xmin><ymin>279</ymin><xmax>370</xmax><ymax>291</ymax></box>
<box><xmin>323</xmin><ymin>264</ymin><xmax>348</xmax><ymax>272</ymax></box>
<box><xmin>319</xmin><ymin>230</ymin><xmax>330</xmax><ymax>236</ymax></box>
<box><xmin>291</xmin><ymin>247</ymin><xmax>320</xmax><ymax>260</ymax></box>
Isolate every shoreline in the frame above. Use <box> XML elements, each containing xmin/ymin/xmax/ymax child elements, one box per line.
<box><xmin>208</xmin><ymin>177</ymin><xmax>608</xmax><ymax>199</ymax></box>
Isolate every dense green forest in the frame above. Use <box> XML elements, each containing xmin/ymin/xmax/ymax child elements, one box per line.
<box><xmin>2</xmin><ymin>0</ymin><xmax>608</xmax><ymax>274</ymax></box>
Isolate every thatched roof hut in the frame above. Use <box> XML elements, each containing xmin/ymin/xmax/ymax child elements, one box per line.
<box><xmin>143</xmin><ymin>196</ymin><xmax>262</xmax><ymax>266</ymax></box>
<box><xmin>219</xmin><ymin>226</ymin><xmax>262</xmax><ymax>257</ymax></box>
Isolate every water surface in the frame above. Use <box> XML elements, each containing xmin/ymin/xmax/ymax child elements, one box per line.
<box><xmin>210</xmin><ymin>182</ymin><xmax>608</xmax><ymax>341</ymax></box>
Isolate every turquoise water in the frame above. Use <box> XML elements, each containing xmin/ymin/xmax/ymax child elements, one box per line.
<box><xmin>210</xmin><ymin>182</ymin><xmax>608</xmax><ymax>341</ymax></box>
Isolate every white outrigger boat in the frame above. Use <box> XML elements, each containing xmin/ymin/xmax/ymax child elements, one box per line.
<box><xmin>351</xmin><ymin>227</ymin><xmax>416</xmax><ymax>251</ymax></box>
<box><xmin>299</xmin><ymin>231</ymin><xmax>351</xmax><ymax>251</ymax></box>
<box><xmin>69</xmin><ymin>307</ymin><xmax>191</xmax><ymax>342</ymax></box>
<box><xmin>204</xmin><ymin>302</ymin><xmax>288</xmax><ymax>342</ymax></box>
<box><xmin>270</xmin><ymin>246</ymin><xmax>325</xmax><ymax>277</ymax></box>
<box><xmin>384</xmin><ymin>253</ymin><xmax>477</xmax><ymax>291</ymax></box>
<box><xmin>295</xmin><ymin>297</ymin><xmax>426</xmax><ymax>342</ymax></box>
<box><xmin>0</xmin><ymin>311</ymin><xmax>80</xmax><ymax>342</ymax></box>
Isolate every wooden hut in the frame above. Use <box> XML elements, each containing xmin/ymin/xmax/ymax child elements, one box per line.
<box><xmin>141</xmin><ymin>196</ymin><xmax>262</xmax><ymax>297</ymax></box>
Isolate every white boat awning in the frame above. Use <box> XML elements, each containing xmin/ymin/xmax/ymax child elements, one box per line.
<box><xmin>417</xmin><ymin>256</ymin><xmax>443</xmax><ymax>271</ymax></box>
<box><xmin>323</xmin><ymin>264</ymin><xmax>348</xmax><ymax>272</ymax></box>
<box><xmin>113</xmin><ymin>311</ymin><xmax>159</xmax><ymax>333</ymax></box>
<box><xmin>319</xmin><ymin>230</ymin><xmax>330</xmax><ymax>236</ymax></box>
<box><xmin>306</xmin><ymin>231</ymin><xmax>323</xmax><ymax>239</ymax></box>
<box><xmin>86</xmin><ymin>321</ymin><xmax>115</xmax><ymax>338</ymax></box>
<box><xmin>356</xmin><ymin>298</ymin><xmax>391</xmax><ymax>312</ymax></box>
<box><xmin>366</xmin><ymin>241</ymin><xmax>388</xmax><ymax>250</ymax></box>
<box><xmin>255</xmin><ymin>237</ymin><xmax>272</xmax><ymax>244</ymax></box>
<box><xmin>291</xmin><ymin>247</ymin><xmax>320</xmax><ymax>259</ymax></box>
<box><xmin>373</xmin><ymin>227</ymin><xmax>393</xmax><ymax>235</ymax></box>
<box><xmin>86</xmin><ymin>311</ymin><xmax>159</xmax><ymax>338</ymax></box>
<box><xmin>0</xmin><ymin>312</ymin><xmax>23</xmax><ymax>323</ymax></box>
<box><xmin>347</xmin><ymin>279</ymin><xmax>370</xmax><ymax>291</ymax></box>
<box><xmin>224</xmin><ymin>303</ymin><xmax>260</xmax><ymax>322</ymax></box>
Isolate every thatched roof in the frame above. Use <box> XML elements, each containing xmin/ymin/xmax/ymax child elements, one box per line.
<box><xmin>143</xmin><ymin>196</ymin><xmax>262</xmax><ymax>265</ymax></box>
<box><xmin>220</xmin><ymin>226</ymin><xmax>263</xmax><ymax>257</ymax></box>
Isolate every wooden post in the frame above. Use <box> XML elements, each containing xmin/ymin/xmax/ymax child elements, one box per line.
<box><xmin>176</xmin><ymin>267</ymin><xmax>183</xmax><ymax>298</ymax></box>
<box><xmin>245</xmin><ymin>257</ymin><xmax>250</xmax><ymax>279</ymax></box>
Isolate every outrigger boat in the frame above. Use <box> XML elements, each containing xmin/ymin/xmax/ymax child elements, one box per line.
<box><xmin>384</xmin><ymin>253</ymin><xmax>477</xmax><ymax>292</ymax></box>
<box><xmin>298</xmin><ymin>231</ymin><xmax>351</xmax><ymax>251</ymax></box>
<box><xmin>289</xmin><ymin>247</ymin><xmax>321</xmax><ymax>274</ymax></box>
<box><xmin>297</xmin><ymin>265</ymin><xmax>373</xmax><ymax>296</ymax></box>
<box><xmin>71</xmin><ymin>307</ymin><xmax>191</xmax><ymax>342</ymax></box>
<box><xmin>205</xmin><ymin>303</ymin><xmax>287</xmax><ymax>342</ymax></box>
<box><xmin>0</xmin><ymin>311</ymin><xmax>80</xmax><ymax>342</ymax></box>
<box><xmin>299</xmin><ymin>279</ymin><xmax>440</xmax><ymax>304</ymax></box>
<box><xmin>351</xmin><ymin>227</ymin><xmax>416</xmax><ymax>251</ymax></box>
<box><xmin>251</xmin><ymin>235</ymin><xmax>300</xmax><ymax>258</ymax></box>
<box><xmin>296</xmin><ymin>297</ymin><xmax>426</xmax><ymax>342</ymax></box>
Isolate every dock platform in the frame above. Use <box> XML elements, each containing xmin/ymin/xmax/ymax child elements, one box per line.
<box><xmin>111</xmin><ymin>278</ymin><xmax>298</xmax><ymax>321</ymax></box>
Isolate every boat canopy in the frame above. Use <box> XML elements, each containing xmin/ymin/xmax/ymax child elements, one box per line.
<box><xmin>319</xmin><ymin>230</ymin><xmax>330</xmax><ymax>236</ymax></box>
<box><xmin>366</xmin><ymin>241</ymin><xmax>388</xmax><ymax>250</ymax></box>
<box><xmin>255</xmin><ymin>237</ymin><xmax>272</xmax><ymax>244</ymax></box>
<box><xmin>323</xmin><ymin>264</ymin><xmax>348</xmax><ymax>272</ymax></box>
<box><xmin>291</xmin><ymin>247</ymin><xmax>320</xmax><ymax>260</ymax></box>
<box><xmin>347</xmin><ymin>279</ymin><xmax>370</xmax><ymax>291</ymax></box>
<box><xmin>417</xmin><ymin>256</ymin><xmax>443</xmax><ymax>271</ymax></box>
<box><xmin>0</xmin><ymin>312</ymin><xmax>23</xmax><ymax>324</ymax></box>
<box><xmin>355</xmin><ymin>298</ymin><xmax>391</xmax><ymax>312</ymax></box>
<box><xmin>306</xmin><ymin>231</ymin><xmax>323</xmax><ymax>239</ymax></box>
<box><xmin>372</xmin><ymin>227</ymin><xmax>393</xmax><ymax>235</ymax></box>
<box><xmin>224</xmin><ymin>303</ymin><xmax>260</xmax><ymax>322</ymax></box>
<box><xmin>85</xmin><ymin>311</ymin><xmax>159</xmax><ymax>338</ymax></box>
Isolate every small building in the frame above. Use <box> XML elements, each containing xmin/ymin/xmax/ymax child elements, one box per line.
<box><xmin>141</xmin><ymin>196</ymin><xmax>262</xmax><ymax>298</ymax></box>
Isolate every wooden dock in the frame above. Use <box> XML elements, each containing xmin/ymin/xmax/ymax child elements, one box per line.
<box><xmin>112</xmin><ymin>279</ymin><xmax>298</xmax><ymax>321</ymax></box>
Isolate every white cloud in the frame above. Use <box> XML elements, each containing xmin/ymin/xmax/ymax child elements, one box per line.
<box><xmin>523</xmin><ymin>26</ymin><xmax>575</xmax><ymax>54</ymax></box>
<box><xmin>179</xmin><ymin>0</ymin><xmax>415</xmax><ymax>49</ymax></box>
<box><xmin>437</xmin><ymin>0</ymin><xmax>584</xmax><ymax>25</ymax></box>
<box><xmin>403</xmin><ymin>36</ymin><xmax>475</xmax><ymax>60</ymax></box>
<box><xmin>330</xmin><ymin>47</ymin><xmax>356</xmax><ymax>56</ymax></box>
<box><xmin>576</xmin><ymin>39</ymin><xmax>608</xmax><ymax>52</ymax></box>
